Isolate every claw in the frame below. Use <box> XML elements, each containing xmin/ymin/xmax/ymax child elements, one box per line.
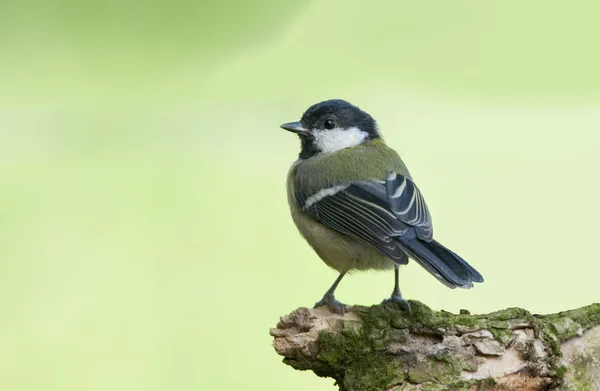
<box><xmin>382</xmin><ymin>295</ymin><xmax>412</xmax><ymax>317</ymax></box>
<box><xmin>314</xmin><ymin>293</ymin><xmax>348</xmax><ymax>315</ymax></box>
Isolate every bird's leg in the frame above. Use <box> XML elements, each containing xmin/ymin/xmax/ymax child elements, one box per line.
<box><xmin>314</xmin><ymin>272</ymin><xmax>348</xmax><ymax>314</ymax></box>
<box><xmin>383</xmin><ymin>264</ymin><xmax>412</xmax><ymax>316</ymax></box>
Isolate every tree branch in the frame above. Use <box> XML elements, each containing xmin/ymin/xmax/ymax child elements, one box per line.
<box><xmin>270</xmin><ymin>302</ymin><xmax>600</xmax><ymax>390</ymax></box>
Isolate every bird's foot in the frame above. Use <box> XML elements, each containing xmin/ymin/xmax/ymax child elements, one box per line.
<box><xmin>314</xmin><ymin>293</ymin><xmax>349</xmax><ymax>315</ymax></box>
<box><xmin>382</xmin><ymin>294</ymin><xmax>412</xmax><ymax>317</ymax></box>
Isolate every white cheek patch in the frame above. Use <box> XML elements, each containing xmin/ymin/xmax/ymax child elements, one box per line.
<box><xmin>312</xmin><ymin>127</ymin><xmax>369</xmax><ymax>154</ymax></box>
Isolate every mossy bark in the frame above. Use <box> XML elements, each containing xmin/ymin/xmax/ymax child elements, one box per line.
<box><xmin>270</xmin><ymin>302</ymin><xmax>600</xmax><ymax>391</ymax></box>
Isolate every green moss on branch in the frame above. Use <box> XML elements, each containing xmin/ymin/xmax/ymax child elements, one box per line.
<box><xmin>271</xmin><ymin>302</ymin><xmax>600</xmax><ymax>391</ymax></box>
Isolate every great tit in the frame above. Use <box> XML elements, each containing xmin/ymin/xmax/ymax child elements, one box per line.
<box><xmin>281</xmin><ymin>99</ymin><xmax>483</xmax><ymax>314</ymax></box>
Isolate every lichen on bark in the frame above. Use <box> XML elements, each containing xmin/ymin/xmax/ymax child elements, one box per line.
<box><xmin>270</xmin><ymin>302</ymin><xmax>600</xmax><ymax>391</ymax></box>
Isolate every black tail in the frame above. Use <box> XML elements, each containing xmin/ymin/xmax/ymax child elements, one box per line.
<box><xmin>398</xmin><ymin>236</ymin><xmax>484</xmax><ymax>289</ymax></box>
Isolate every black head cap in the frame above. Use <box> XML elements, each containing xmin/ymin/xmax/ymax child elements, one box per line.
<box><xmin>300</xmin><ymin>99</ymin><xmax>379</xmax><ymax>137</ymax></box>
<box><xmin>281</xmin><ymin>100</ymin><xmax>381</xmax><ymax>159</ymax></box>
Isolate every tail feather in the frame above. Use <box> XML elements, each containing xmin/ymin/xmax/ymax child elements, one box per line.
<box><xmin>398</xmin><ymin>235</ymin><xmax>484</xmax><ymax>289</ymax></box>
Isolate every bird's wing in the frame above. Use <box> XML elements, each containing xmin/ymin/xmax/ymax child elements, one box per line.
<box><xmin>295</xmin><ymin>172</ymin><xmax>432</xmax><ymax>263</ymax></box>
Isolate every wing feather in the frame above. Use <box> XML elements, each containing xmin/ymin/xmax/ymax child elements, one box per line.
<box><xmin>297</xmin><ymin>172</ymin><xmax>432</xmax><ymax>262</ymax></box>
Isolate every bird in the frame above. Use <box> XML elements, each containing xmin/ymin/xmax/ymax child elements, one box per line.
<box><xmin>281</xmin><ymin>99</ymin><xmax>483</xmax><ymax>314</ymax></box>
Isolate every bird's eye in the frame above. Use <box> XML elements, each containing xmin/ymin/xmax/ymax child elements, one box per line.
<box><xmin>324</xmin><ymin>119</ymin><xmax>336</xmax><ymax>130</ymax></box>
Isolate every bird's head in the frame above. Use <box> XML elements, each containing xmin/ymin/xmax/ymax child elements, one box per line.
<box><xmin>281</xmin><ymin>99</ymin><xmax>381</xmax><ymax>159</ymax></box>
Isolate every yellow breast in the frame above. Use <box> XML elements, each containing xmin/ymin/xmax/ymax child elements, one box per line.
<box><xmin>286</xmin><ymin>160</ymin><xmax>395</xmax><ymax>273</ymax></box>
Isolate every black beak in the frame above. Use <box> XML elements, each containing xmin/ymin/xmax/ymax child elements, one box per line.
<box><xmin>280</xmin><ymin>121</ymin><xmax>308</xmax><ymax>135</ymax></box>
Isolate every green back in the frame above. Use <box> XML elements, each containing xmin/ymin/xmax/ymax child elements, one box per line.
<box><xmin>294</xmin><ymin>139</ymin><xmax>411</xmax><ymax>194</ymax></box>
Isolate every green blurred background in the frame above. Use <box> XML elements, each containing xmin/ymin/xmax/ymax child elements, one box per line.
<box><xmin>1</xmin><ymin>1</ymin><xmax>600</xmax><ymax>390</ymax></box>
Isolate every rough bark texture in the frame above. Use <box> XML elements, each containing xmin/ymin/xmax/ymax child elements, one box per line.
<box><xmin>270</xmin><ymin>302</ymin><xmax>600</xmax><ymax>391</ymax></box>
